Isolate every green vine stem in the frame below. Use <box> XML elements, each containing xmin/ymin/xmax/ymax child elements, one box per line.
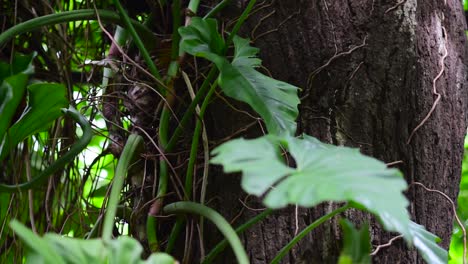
<box><xmin>202</xmin><ymin>209</ymin><xmax>273</xmax><ymax>264</ymax></box>
<box><xmin>0</xmin><ymin>107</ymin><xmax>91</xmax><ymax>192</ymax></box>
<box><xmin>226</xmin><ymin>0</ymin><xmax>257</xmax><ymax>46</ymax></box>
<box><xmin>0</xmin><ymin>9</ymin><xmax>154</xmax><ymax>49</ymax></box>
<box><xmin>167</xmin><ymin>0</ymin><xmax>182</xmax><ymax>79</ymax></box>
<box><xmin>165</xmin><ymin>67</ymin><xmax>218</xmax><ymax>151</ymax></box>
<box><xmin>204</xmin><ymin>0</ymin><xmax>231</xmax><ymax>19</ymax></box>
<box><xmin>270</xmin><ymin>204</ymin><xmax>351</xmax><ymax>264</ymax></box>
<box><xmin>188</xmin><ymin>0</ymin><xmax>201</xmax><ymax>14</ymax></box>
<box><xmin>185</xmin><ymin>80</ymin><xmax>217</xmax><ymax>200</ymax></box>
<box><xmin>165</xmin><ymin>80</ymin><xmax>218</xmax><ymax>253</ymax></box>
<box><xmin>163</xmin><ymin>201</ymin><xmax>249</xmax><ymax>264</ymax></box>
<box><xmin>102</xmin><ymin>134</ymin><xmax>143</xmax><ymax>241</ymax></box>
<box><xmin>112</xmin><ymin>0</ymin><xmax>163</xmax><ymax>85</ymax></box>
<box><xmin>102</xmin><ymin>26</ymin><xmax>128</xmax><ymax>88</ymax></box>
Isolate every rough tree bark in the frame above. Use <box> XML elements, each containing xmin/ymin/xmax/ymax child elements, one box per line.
<box><xmin>205</xmin><ymin>0</ymin><xmax>467</xmax><ymax>263</ymax></box>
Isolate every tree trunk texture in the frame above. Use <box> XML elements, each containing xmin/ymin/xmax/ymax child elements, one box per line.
<box><xmin>204</xmin><ymin>0</ymin><xmax>467</xmax><ymax>263</ymax></box>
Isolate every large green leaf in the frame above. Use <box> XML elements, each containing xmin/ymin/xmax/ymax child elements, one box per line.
<box><xmin>179</xmin><ymin>17</ymin><xmax>300</xmax><ymax>136</ymax></box>
<box><xmin>10</xmin><ymin>220</ymin><xmax>176</xmax><ymax>264</ymax></box>
<box><xmin>211</xmin><ymin>134</ymin><xmax>447</xmax><ymax>261</ymax></box>
<box><xmin>338</xmin><ymin>219</ymin><xmax>371</xmax><ymax>264</ymax></box>
<box><xmin>0</xmin><ymin>82</ymin><xmax>68</xmax><ymax>161</ymax></box>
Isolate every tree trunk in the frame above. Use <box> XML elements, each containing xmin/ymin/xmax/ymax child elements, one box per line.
<box><xmin>205</xmin><ymin>0</ymin><xmax>467</xmax><ymax>263</ymax></box>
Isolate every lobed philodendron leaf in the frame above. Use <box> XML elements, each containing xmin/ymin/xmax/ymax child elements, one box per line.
<box><xmin>178</xmin><ymin>17</ymin><xmax>225</xmax><ymax>65</ymax></box>
<box><xmin>10</xmin><ymin>220</ymin><xmax>176</xmax><ymax>264</ymax></box>
<box><xmin>179</xmin><ymin>17</ymin><xmax>300</xmax><ymax>136</ymax></box>
<box><xmin>211</xmin><ymin>134</ymin><xmax>447</xmax><ymax>263</ymax></box>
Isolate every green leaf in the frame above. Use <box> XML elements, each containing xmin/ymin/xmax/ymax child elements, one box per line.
<box><xmin>212</xmin><ymin>134</ymin><xmax>447</xmax><ymax>261</ymax></box>
<box><xmin>409</xmin><ymin>221</ymin><xmax>447</xmax><ymax>264</ymax></box>
<box><xmin>178</xmin><ymin>17</ymin><xmax>225</xmax><ymax>64</ymax></box>
<box><xmin>338</xmin><ymin>219</ymin><xmax>371</xmax><ymax>264</ymax></box>
<box><xmin>44</xmin><ymin>234</ymin><xmax>106</xmax><ymax>264</ymax></box>
<box><xmin>107</xmin><ymin>236</ymin><xmax>176</xmax><ymax>264</ymax></box>
<box><xmin>0</xmin><ymin>52</ymin><xmax>36</xmax><ymax>146</ymax></box>
<box><xmin>211</xmin><ymin>134</ymin><xmax>411</xmax><ymax>237</ymax></box>
<box><xmin>0</xmin><ymin>82</ymin><xmax>68</xmax><ymax>161</ymax></box>
<box><xmin>219</xmin><ymin>36</ymin><xmax>300</xmax><ymax>136</ymax></box>
<box><xmin>0</xmin><ymin>74</ymin><xmax>28</xmax><ymax>142</ymax></box>
<box><xmin>11</xmin><ymin>221</ymin><xmax>176</xmax><ymax>264</ymax></box>
<box><xmin>9</xmin><ymin>220</ymin><xmax>66</xmax><ymax>264</ymax></box>
<box><xmin>179</xmin><ymin>17</ymin><xmax>300</xmax><ymax>136</ymax></box>
<box><xmin>212</xmin><ymin>134</ymin><xmax>448</xmax><ymax>261</ymax></box>
<box><xmin>0</xmin><ymin>52</ymin><xmax>36</xmax><ymax>81</ymax></box>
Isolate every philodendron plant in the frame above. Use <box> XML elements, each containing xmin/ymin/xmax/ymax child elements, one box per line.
<box><xmin>0</xmin><ymin>0</ymin><xmax>448</xmax><ymax>263</ymax></box>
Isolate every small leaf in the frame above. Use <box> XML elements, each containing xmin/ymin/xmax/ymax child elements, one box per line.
<box><xmin>338</xmin><ymin>219</ymin><xmax>371</xmax><ymax>264</ymax></box>
<box><xmin>178</xmin><ymin>17</ymin><xmax>225</xmax><ymax>65</ymax></box>
<box><xmin>0</xmin><ymin>82</ymin><xmax>68</xmax><ymax>161</ymax></box>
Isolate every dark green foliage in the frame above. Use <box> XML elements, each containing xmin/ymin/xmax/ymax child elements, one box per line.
<box><xmin>338</xmin><ymin>220</ymin><xmax>371</xmax><ymax>264</ymax></box>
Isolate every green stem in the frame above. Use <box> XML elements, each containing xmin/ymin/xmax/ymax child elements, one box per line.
<box><xmin>165</xmin><ymin>79</ymin><xmax>218</xmax><ymax>252</ymax></box>
<box><xmin>146</xmin><ymin>214</ymin><xmax>159</xmax><ymax>251</ymax></box>
<box><xmin>270</xmin><ymin>204</ymin><xmax>351</xmax><ymax>264</ymax></box>
<box><xmin>170</xmin><ymin>0</ymin><xmax>181</xmax><ymax>60</ymax></box>
<box><xmin>0</xmin><ymin>107</ymin><xmax>91</xmax><ymax>192</ymax></box>
<box><xmin>165</xmin><ymin>67</ymin><xmax>218</xmax><ymax>151</ymax></box>
<box><xmin>112</xmin><ymin>0</ymin><xmax>163</xmax><ymax>84</ymax></box>
<box><xmin>102</xmin><ymin>134</ymin><xmax>143</xmax><ymax>241</ymax></box>
<box><xmin>188</xmin><ymin>0</ymin><xmax>201</xmax><ymax>14</ymax></box>
<box><xmin>184</xmin><ymin>80</ymin><xmax>217</xmax><ymax>200</ymax></box>
<box><xmin>203</xmin><ymin>209</ymin><xmax>273</xmax><ymax>264</ymax></box>
<box><xmin>226</xmin><ymin>0</ymin><xmax>257</xmax><ymax>45</ymax></box>
<box><xmin>102</xmin><ymin>26</ymin><xmax>128</xmax><ymax>87</ymax></box>
<box><xmin>165</xmin><ymin>215</ymin><xmax>185</xmax><ymax>253</ymax></box>
<box><xmin>0</xmin><ymin>9</ymin><xmax>153</xmax><ymax>48</ymax></box>
<box><xmin>163</xmin><ymin>201</ymin><xmax>249</xmax><ymax>264</ymax></box>
<box><xmin>167</xmin><ymin>0</ymin><xmax>182</xmax><ymax>78</ymax></box>
<box><xmin>204</xmin><ymin>0</ymin><xmax>231</xmax><ymax>19</ymax></box>
<box><xmin>146</xmin><ymin>98</ymin><xmax>171</xmax><ymax>251</ymax></box>
<box><xmin>155</xmin><ymin>94</ymin><xmax>171</xmax><ymax>201</ymax></box>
